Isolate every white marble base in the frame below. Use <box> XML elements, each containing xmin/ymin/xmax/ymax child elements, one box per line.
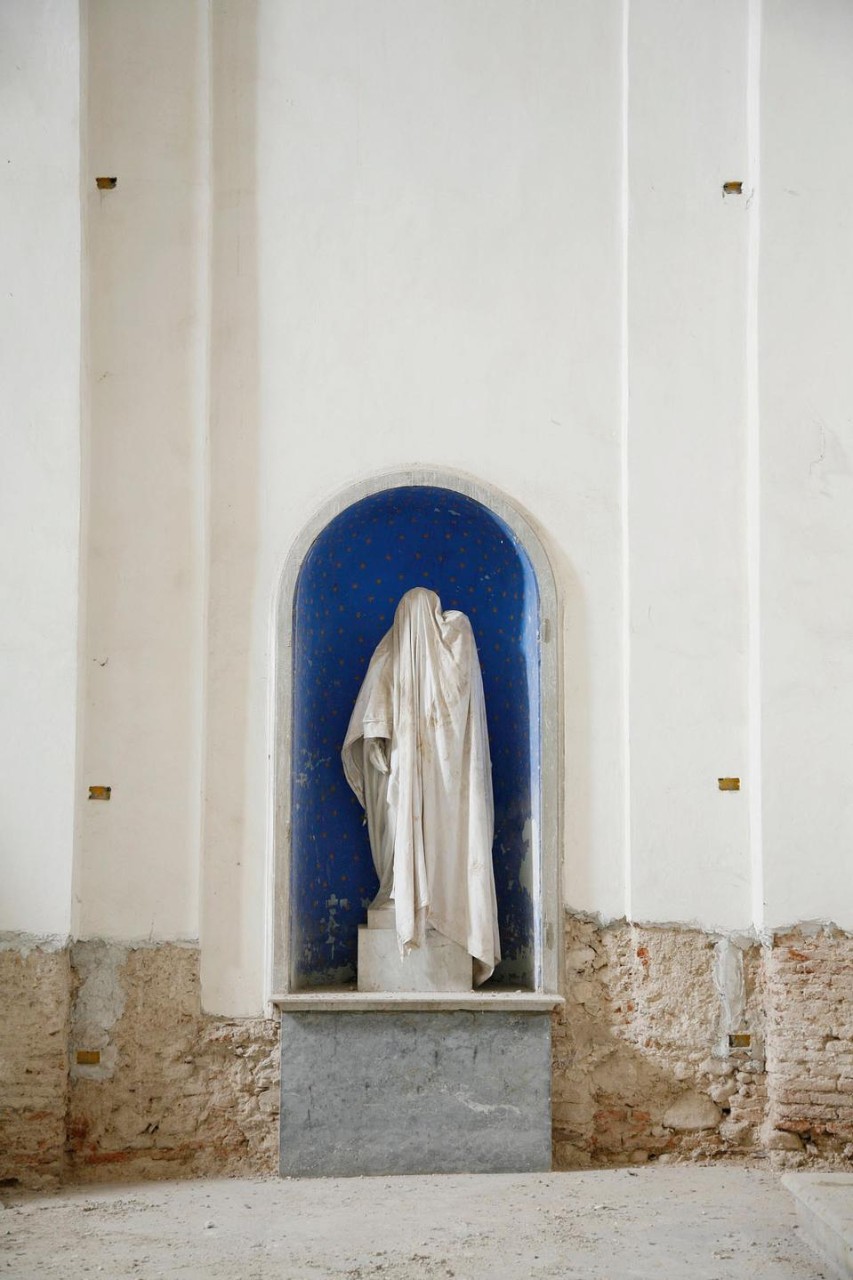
<box><xmin>357</xmin><ymin>916</ymin><xmax>473</xmax><ymax>993</ymax></box>
<box><xmin>783</xmin><ymin>1173</ymin><xmax>853</xmax><ymax>1278</ymax></box>
<box><xmin>367</xmin><ymin>902</ymin><xmax>396</xmax><ymax>930</ymax></box>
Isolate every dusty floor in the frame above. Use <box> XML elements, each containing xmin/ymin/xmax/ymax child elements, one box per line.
<box><xmin>0</xmin><ymin>1166</ymin><xmax>830</xmax><ymax>1279</ymax></box>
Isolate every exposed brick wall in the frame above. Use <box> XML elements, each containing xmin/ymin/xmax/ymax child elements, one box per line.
<box><xmin>2</xmin><ymin>921</ymin><xmax>852</xmax><ymax>1187</ymax></box>
<box><xmin>67</xmin><ymin>943</ymin><xmax>279</xmax><ymax>1181</ymax></box>
<box><xmin>0</xmin><ymin>944</ymin><xmax>71</xmax><ymax>1187</ymax></box>
<box><xmin>552</xmin><ymin>917</ymin><xmax>767</xmax><ymax>1167</ymax></box>
<box><xmin>765</xmin><ymin>928</ymin><xmax>853</xmax><ymax>1159</ymax></box>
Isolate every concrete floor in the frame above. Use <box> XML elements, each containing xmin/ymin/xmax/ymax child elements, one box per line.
<box><xmin>0</xmin><ymin>1166</ymin><xmax>831</xmax><ymax>1279</ymax></box>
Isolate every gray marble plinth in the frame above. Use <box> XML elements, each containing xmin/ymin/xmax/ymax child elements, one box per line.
<box><xmin>279</xmin><ymin>1010</ymin><xmax>552</xmax><ymax>1176</ymax></box>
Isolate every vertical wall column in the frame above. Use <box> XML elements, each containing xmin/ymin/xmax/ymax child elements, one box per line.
<box><xmin>626</xmin><ymin>0</ymin><xmax>751</xmax><ymax>928</ymax></box>
<box><xmin>759</xmin><ymin>0</ymin><xmax>853</xmax><ymax>931</ymax></box>
<box><xmin>77</xmin><ymin>0</ymin><xmax>209</xmax><ymax>940</ymax></box>
<box><xmin>0</xmin><ymin>0</ymin><xmax>81</xmax><ymax>937</ymax></box>
<box><xmin>200</xmin><ymin>0</ymin><xmax>264</xmax><ymax>1015</ymax></box>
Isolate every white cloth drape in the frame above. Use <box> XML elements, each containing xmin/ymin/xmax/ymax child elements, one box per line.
<box><xmin>342</xmin><ymin>588</ymin><xmax>501</xmax><ymax>985</ymax></box>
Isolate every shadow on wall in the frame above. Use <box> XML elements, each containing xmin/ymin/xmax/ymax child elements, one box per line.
<box><xmin>552</xmin><ymin>917</ymin><xmax>771</xmax><ymax>1167</ymax></box>
<box><xmin>201</xmin><ymin>0</ymin><xmax>261</xmax><ymax>994</ymax></box>
<box><xmin>290</xmin><ymin>485</ymin><xmax>540</xmax><ymax>989</ymax></box>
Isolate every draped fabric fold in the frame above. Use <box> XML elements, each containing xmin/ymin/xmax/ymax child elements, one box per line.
<box><xmin>342</xmin><ymin>588</ymin><xmax>501</xmax><ymax>985</ymax></box>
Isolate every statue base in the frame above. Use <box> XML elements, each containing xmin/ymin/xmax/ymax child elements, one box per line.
<box><xmin>357</xmin><ymin>903</ymin><xmax>472</xmax><ymax>993</ymax></box>
<box><xmin>279</xmin><ymin>1009</ymin><xmax>553</xmax><ymax>1175</ymax></box>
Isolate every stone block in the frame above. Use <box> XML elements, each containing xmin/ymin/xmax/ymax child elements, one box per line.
<box><xmin>783</xmin><ymin>1173</ymin><xmax>853</xmax><ymax>1278</ymax></box>
<box><xmin>366</xmin><ymin>903</ymin><xmax>395</xmax><ymax>929</ymax></box>
<box><xmin>279</xmin><ymin>1010</ymin><xmax>552</xmax><ymax>1175</ymax></box>
<box><xmin>357</xmin><ymin>926</ymin><xmax>472</xmax><ymax>993</ymax></box>
<box><xmin>663</xmin><ymin>1093</ymin><xmax>722</xmax><ymax>1132</ymax></box>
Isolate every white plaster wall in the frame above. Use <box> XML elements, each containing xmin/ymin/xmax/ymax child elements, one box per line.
<box><xmin>15</xmin><ymin>0</ymin><xmax>847</xmax><ymax>1011</ymax></box>
<box><xmin>75</xmin><ymin>0</ymin><xmax>208</xmax><ymax>941</ymax></box>
<box><xmin>200</xmin><ymin>0</ymin><xmax>626</xmax><ymax>1011</ymax></box>
<box><xmin>202</xmin><ymin>0</ymin><xmax>267</xmax><ymax>1013</ymax></box>
<box><xmin>759</xmin><ymin>0</ymin><xmax>853</xmax><ymax>930</ymax></box>
<box><xmin>626</xmin><ymin>0</ymin><xmax>751</xmax><ymax>928</ymax></box>
<box><xmin>0</xmin><ymin>0</ymin><xmax>81</xmax><ymax>936</ymax></box>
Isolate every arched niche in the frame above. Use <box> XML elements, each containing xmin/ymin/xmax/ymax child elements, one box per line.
<box><xmin>271</xmin><ymin>470</ymin><xmax>560</xmax><ymax>997</ymax></box>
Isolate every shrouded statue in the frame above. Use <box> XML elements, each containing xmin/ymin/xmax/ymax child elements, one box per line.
<box><xmin>342</xmin><ymin>587</ymin><xmax>501</xmax><ymax>985</ymax></box>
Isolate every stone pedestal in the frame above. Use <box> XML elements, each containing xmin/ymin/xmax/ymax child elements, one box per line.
<box><xmin>357</xmin><ymin>903</ymin><xmax>472</xmax><ymax>993</ymax></box>
<box><xmin>279</xmin><ymin>1009</ymin><xmax>552</xmax><ymax>1176</ymax></box>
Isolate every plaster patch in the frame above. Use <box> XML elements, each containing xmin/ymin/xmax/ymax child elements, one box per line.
<box><xmin>70</xmin><ymin>941</ymin><xmax>128</xmax><ymax>1081</ymax></box>
<box><xmin>0</xmin><ymin>931</ymin><xmax>70</xmax><ymax>956</ymax></box>
<box><xmin>713</xmin><ymin>936</ymin><xmax>747</xmax><ymax>1053</ymax></box>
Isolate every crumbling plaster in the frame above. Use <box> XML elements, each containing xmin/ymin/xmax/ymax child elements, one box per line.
<box><xmin>0</xmin><ymin>940</ymin><xmax>278</xmax><ymax>1188</ymax></box>
<box><xmin>552</xmin><ymin>916</ymin><xmax>769</xmax><ymax>1168</ymax></box>
<box><xmin>66</xmin><ymin>943</ymin><xmax>279</xmax><ymax>1181</ymax></box>
<box><xmin>0</xmin><ymin>945</ymin><xmax>71</xmax><ymax>1187</ymax></box>
<box><xmin>3</xmin><ymin>918</ymin><xmax>852</xmax><ymax>1188</ymax></box>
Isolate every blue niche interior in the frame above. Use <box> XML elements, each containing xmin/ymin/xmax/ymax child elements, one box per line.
<box><xmin>291</xmin><ymin>485</ymin><xmax>540</xmax><ymax>989</ymax></box>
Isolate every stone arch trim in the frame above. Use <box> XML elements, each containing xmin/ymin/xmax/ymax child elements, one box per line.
<box><xmin>270</xmin><ymin>467</ymin><xmax>562</xmax><ymax>997</ymax></box>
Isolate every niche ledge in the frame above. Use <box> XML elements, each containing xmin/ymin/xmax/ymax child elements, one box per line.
<box><xmin>271</xmin><ymin>987</ymin><xmax>563</xmax><ymax>1013</ymax></box>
